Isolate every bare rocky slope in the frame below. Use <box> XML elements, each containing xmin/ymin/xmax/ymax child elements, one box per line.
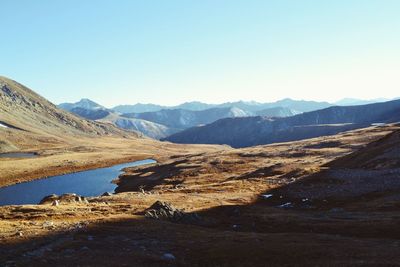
<box><xmin>58</xmin><ymin>100</ymin><xmax>178</xmax><ymax>139</ymax></box>
<box><xmin>123</xmin><ymin>106</ymin><xmax>252</xmax><ymax>130</ymax></box>
<box><xmin>98</xmin><ymin>113</ymin><xmax>178</xmax><ymax>139</ymax></box>
<box><xmin>264</xmin><ymin>127</ymin><xmax>400</xmax><ymax>212</ymax></box>
<box><xmin>0</xmin><ymin>76</ymin><xmax>140</xmax><ymax>152</ymax></box>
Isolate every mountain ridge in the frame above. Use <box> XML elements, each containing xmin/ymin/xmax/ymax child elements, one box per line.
<box><xmin>0</xmin><ymin>76</ymin><xmax>139</xmax><ymax>152</ymax></box>
<box><xmin>164</xmin><ymin>99</ymin><xmax>400</xmax><ymax>147</ymax></box>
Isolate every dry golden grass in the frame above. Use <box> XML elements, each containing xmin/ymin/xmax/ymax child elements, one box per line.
<box><xmin>1</xmin><ymin>125</ymin><xmax>399</xmax><ymax>266</ymax></box>
<box><xmin>0</xmin><ymin>134</ymin><xmax>225</xmax><ymax>187</ymax></box>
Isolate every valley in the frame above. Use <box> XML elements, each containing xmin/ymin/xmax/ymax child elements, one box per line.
<box><xmin>1</xmin><ymin>123</ymin><xmax>399</xmax><ymax>266</ymax></box>
<box><xmin>1</xmin><ymin>76</ymin><xmax>400</xmax><ymax>266</ymax></box>
<box><xmin>3</xmin><ymin>2</ymin><xmax>400</xmax><ymax>266</ymax></box>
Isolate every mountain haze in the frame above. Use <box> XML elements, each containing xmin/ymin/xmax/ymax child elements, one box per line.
<box><xmin>165</xmin><ymin>99</ymin><xmax>400</xmax><ymax>147</ymax></box>
<box><xmin>59</xmin><ymin>99</ymin><xmax>177</xmax><ymax>139</ymax></box>
<box><xmin>123</xmin><ymin>106</ymin><xmax>252</xmax><ymax>130</ymax></box>
<box><xmin>111</xmin><ymin>99</ymin><xmax>333</xmax><ymax>114</ymax></box>
<box><xmin>59</xmin><ymin>98</ymin><xmax>106</xmax><ymax>111</ymax></box>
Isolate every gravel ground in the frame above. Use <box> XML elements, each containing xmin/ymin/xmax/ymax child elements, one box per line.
<box><xmin>282</xmin><ymin>168</ymin><xmax>400</xmax><ymax>200</ymax></box>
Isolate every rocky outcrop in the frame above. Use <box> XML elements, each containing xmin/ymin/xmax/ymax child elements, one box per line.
<box><xmin>144</xmin><ymin>201</ymin><xmax>200</xmax><ymax>223</ymax></box>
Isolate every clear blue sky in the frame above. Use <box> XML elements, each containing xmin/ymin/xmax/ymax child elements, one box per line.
<box><xmin>1</xmin><ymin>0</ymin><xmax>399</xmax><ymax>107</ymax></box>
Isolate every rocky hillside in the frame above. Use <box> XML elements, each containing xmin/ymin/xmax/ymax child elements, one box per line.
<box><xmin>98</xmin><ymin>113</ymin><xmax>178</xmax><ymax>139</ymax></box>
<box><xmin>123</xmin><ymin>107</ymin><xmax>252</xmax><ymax>130</ymax></box>
<box><xmin>255</xmin><ymin>107</ymin><xmax>299</xmax><ymax>117</ymax></box>
<box><xmin>267</xmin><ymin>128</ymin><xmax>400</xmax><ymax>210</ymax></box>
<box><xmin>165</xmin><ymin>99</ymin><xmax>400</xmax><ymax>147</ymax></box>
<box><xmin>0</xmin><ymin>76</ymin><xmax>138</xmax><ymax>152</ymax></box>
<box><xmin>69</xmin><ymin>107</ymin><xmax>111</xmax><ymax>120</ymax></box>
<box><xmin>329</xmin><ymin>129</ymin><xmax>400</xmax><ymax>170</ymax></box>
<box><xmin>60</xmin><ymin>103</ymin><xmax>177</xmax><ymax>139</ymax></box>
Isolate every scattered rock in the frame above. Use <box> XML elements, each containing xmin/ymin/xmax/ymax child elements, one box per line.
<box><xmin>278</xmin><ymin>202</ymin><xmax>293</xmax><ymax>209</ymax></box>
<box><xmin>42</xmin><ymin>221</ymin><xmax>54</xmax><ymax>228</ymax></box>
<box><xmin>144</xmin><ymin>201</ymin><xmax>200</xmax><ymax>223</ymax></box>
<box><xmin>260</xmin><ymin>194</ymin><xmax>273</xmax><ymax>200</ymax></box>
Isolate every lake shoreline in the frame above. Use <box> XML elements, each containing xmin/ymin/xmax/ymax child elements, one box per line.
<box><xmin>0</xmin><ymin>159</ymin><xmax>157</xmax><ymax>205</ymax></box>
<box><xmin>0</xmin><ymin>153</ymin><xmax>160</xmax><ymax>188</ymax></box>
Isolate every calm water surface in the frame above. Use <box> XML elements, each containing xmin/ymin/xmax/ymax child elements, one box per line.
<box><xmin>0</xmin><ymin>159</ymin><xmax>156</xmax><ymax>205</ymax></box>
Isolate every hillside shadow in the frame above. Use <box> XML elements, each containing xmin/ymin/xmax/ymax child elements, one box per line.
<box><xmin>3</xmin><ymin>162</ymin><xmax>400</xmax><ymax>267</ymax></box>
<box><xmin>4</xmin><ymin>130</ymin><xmax>400</xmax><ymax>266</ymax></box>
<box><xmin>115</xmin><ymin>159</ymin><xmax>199</xmax><ymax>192</ymax></box>
<box><xmin>3</xmin><ymin>177</ymin><xmax>400</xmax><ymax>267</ymax></box>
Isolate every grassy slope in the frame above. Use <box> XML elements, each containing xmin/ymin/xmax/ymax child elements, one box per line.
<box><xmin>1</xmin><ymin>125</ymin><xmax>399</xmax><ymax>266</ymax></box>
<box><xmin>0</xmin><ymin>76</ymin><xmax>224</xmax><ymax>186</ymax></box>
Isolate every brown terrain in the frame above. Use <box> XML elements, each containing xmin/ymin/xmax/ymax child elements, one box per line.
<box><xmin>0</xmin><ymin>76</ymin><xmax>221</xmax><ymax>187</ymax></box>
<box><xmin>1</xmin><ymin>77</ymin><xmax>400</xmax><ymax>266</ymax></box>
<box><xmin>2</xmin><ymin>123</ymin><xmax>400</xmax><ymax>266</ymax></box>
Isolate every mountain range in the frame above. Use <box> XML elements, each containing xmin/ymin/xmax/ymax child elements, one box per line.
<box><xmin>3</xmin><ymin>78</ymin><xmax>400</xmax><ymax>266</ymax></box>
<box><xmin>58</xmin><ymin>98</ymin><xmax>332</xmax><ymax>138</ymax></box>
<box><xmin>58</xmin><ymin>99</ymin><xmax>304</xmax><ymax>139</ymax></box>
<box><xmin>164</xmin><ymin>99</ymin><xmax>400</xmax><ymax>147</ymax></box>
<box><xmin>111</xmin><ymin>99</ymin><xmax>332</xmax><ymax>114</ymax></box>
<box><xmin>59</xmin><ymin>97</ymin><xmax>399</xmax><ymax>141</ymax></box>
<box><xmin>333</xmin><ymin>98</ymin><xmax>390</xmax><ymax>106</ymax></box>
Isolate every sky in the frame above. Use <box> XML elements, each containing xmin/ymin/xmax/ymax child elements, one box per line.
<box><xmin>1</xmin><ymin>0</ymin><xmax>399</xmax><ymax>107</ymax></box>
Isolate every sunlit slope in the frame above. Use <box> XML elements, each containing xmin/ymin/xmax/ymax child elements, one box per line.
<box><xmin>0</xmin><ymin>76</ymin><xmax>140</xmax><ymax>152</ymax></box>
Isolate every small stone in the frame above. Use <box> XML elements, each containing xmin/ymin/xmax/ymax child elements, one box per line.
<box><xmin>52</xmin><ymin>200</ymin><xmax>59</xmax><ymax>206</ymax></box>
<box><xmin>261</xmin><ymin>194</ymin><xmax>273</xmax><ymax>200</ymax></box>
<box><xmin>162</xmin><ymin>253</ymin><xmax>176</xmax><ymax>261</ymax></box>
<box><xmin>102</xmin><ymin>192</ymin><xmax>112</xmax><ymax>197</ymax></box>
<box><xmin>42</xmin><ymin>221</ymin><xmax>54</xmax><ymax>227</ymax></box>
<box><xmin>278</xmin><ymin>202</ymin><xmax>293</xmax><ymax>209</ymax></box>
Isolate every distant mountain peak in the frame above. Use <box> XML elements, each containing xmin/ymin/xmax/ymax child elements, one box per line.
<box><xmin>58</xmin><ymin>98</ymin><xmax>106</xmax><ymax>111</ymax></box>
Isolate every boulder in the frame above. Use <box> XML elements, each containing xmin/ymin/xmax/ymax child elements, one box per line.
<box><xmin>39</xmin><ymin>194</ymin><xmax>59</xmax><ymax>205</ymax></box>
